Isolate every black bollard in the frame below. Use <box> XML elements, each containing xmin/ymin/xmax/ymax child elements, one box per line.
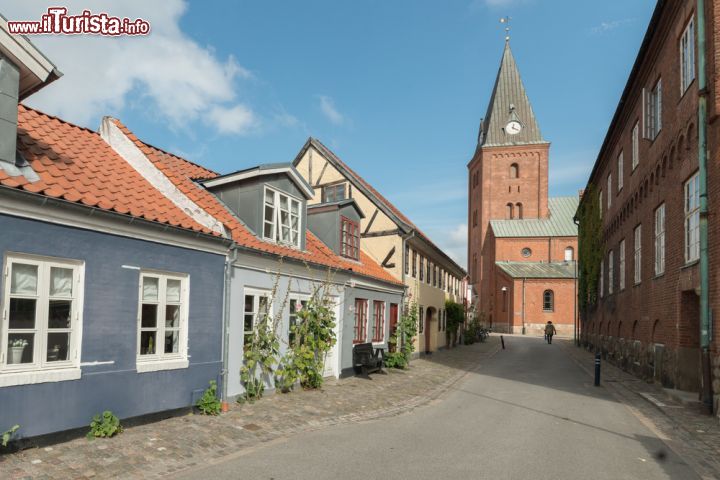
<box><xmin>501</xmin><ymin>335</ymin><xmax>505</xmax><ymax>350</ymax></box>
<box><xmin>594</xmin><ymin>352</ymin><xmax>601</xmax><ymax>386</ymax></box>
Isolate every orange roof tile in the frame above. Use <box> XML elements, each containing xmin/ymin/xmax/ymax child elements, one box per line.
<box><xmin>0</xmin><ymin>105</ymin><xmax>218</xmax><ymax>237</ymax></box>
<box><xmin>111</xmin><ymin>119</ymin><xmax>403</xmax><ymax>287</ymax></box>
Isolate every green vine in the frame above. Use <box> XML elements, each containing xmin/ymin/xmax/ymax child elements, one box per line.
<box><xmin>578</xmin><ymin>184</ymin><xmax>603</xmax><ymax>311</ymax></box>
<box><xmin>445</xmin><ymin>300</ymin><xmax>465</xmax><ymax>343</ymax></box>
<box><xmin>2</xmin><ymin>424</ymin><xmax>19</xmax><ymax>447</ymax></box>
<box><xmin>385</xmin><ymin>298</ymin><xmax>418</xmax><ymax>369</ymax></box>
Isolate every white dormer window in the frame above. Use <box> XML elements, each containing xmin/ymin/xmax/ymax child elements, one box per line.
<box><xmin>263</xmin><ymin>186</ymin><xmax>301</xmax><ymax>248</ymax></box>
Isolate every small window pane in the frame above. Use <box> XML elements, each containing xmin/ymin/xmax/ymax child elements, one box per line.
<box><xmin>165</xmin><ymin>305</ymin><xmax>180</xmax><ymax>328</ymax></box>
<box><xmin>11</xmin><ymin>263</ymin><xmax>38</xmax><ymax>295</ymax></box>
<box><xmin>291</xmin><ymin>200</ymin><xmax>299</xmax><ymax>215</ymax></box>
<box><xmin>7</xmin><ymin>333</ymin><xmax>34</xmax><ymax>364</ymax></box>
<box><xmin>9</xmin><ymin>298</ymin><xmax>36</xmax><ymax>329</ymax></box>
<box><xmin>141</xmin><ymin>304</ymin><xmax>158</xmax><ymax>328</ymax></box>
<box><xmin>244</xmin><ymin>295</ymin><xmax>254</xmax><ymax>313</ymax></box>
<box><xmin>166</xmin><ymin>279</ymin><xmax>181</xmax><ymax>303</ymax></box>
<box><xmin>46</xmin><ymin>332</ymin><xmax>70</xmax><ymax>362</ymax></box>
<box><xmin>142</xmin><ymin>277</ymin><xmax>159</xmax><ymax>302</ymax></box>
<box><xmin>280</xmin><ymin>196</ymin><xmax>288</xmax><ymax>210</ymax></box>
<box><xmin>48</xmin><ymin>300</ymin><xmax>72</xmax><ymax>329</ymax></box>
<box><xmin>50</xmin><ymin>267</ymin><xmax>74</xmax><ymax>297</ymax></box>
<box><xmin>244</xmin><ymin>314</ymin><xmax>254</xmax><ymax>332</ymax></box>
<box><xmin>265</xmin><ymin>190</ymin><xmax>274</xmax><ymax>205</ymax></box>
<box><xmin>264</xmin><ymin>222</ymin><xmax>274</xmax><ymax>239</ymax></box>
<box><xmin>164</xmin><ymin>331</ymin><xmax>179</xmax><ymax>354</ymax></box>
<box><xmin>140</xmin><ymin>331</ymin><xmax>157</xmax><ymax>355</ymax></box>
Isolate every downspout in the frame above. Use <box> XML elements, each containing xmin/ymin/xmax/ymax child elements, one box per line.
<box><xmin>522</xmin><ymin>278</ymin><xmax>526</xmax><ymax>335</ymax></box>
<box><xmin>697</xmin><ymin>0</ymin><xmax>714</xmax><ymax>413</ymax></box>
<box><xmin>221</xmin><ymin>247</ymin><xmax>238</xmax><ymax>406</ymax></box>
<box><xmin>573</xmin><ymin>216</ymin><xmax>581</xmax><ymax>348</ymax></box>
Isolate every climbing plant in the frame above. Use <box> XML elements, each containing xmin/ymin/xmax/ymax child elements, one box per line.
<box><xmin>385</xmin><ymin>297</ymin><xmax>418</xmax><ymax>369</ymax></box>
<box><xmin>577</xmin><ymin>184</ymin><xmax>603</xmax><ymax>311</ymax></box>
<box><xmin>445</xmin><ymin>300</ymin><xmax>465</xmax><ymax>343</ymax></box>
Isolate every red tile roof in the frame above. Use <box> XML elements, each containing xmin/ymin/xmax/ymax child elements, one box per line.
<box><xmin>111</xmin><ymin>120</ymin><xmax>403</xmax><ymax>287</ymax></box>
<box><xmin>0</xmin><ymin>105</ymin><xmax>217</xmax><ymax>236</ymax></box>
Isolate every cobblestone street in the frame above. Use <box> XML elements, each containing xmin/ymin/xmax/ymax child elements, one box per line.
<box><xmin>0</xmin><ymin>339</ymin><xmax>500</xmax><ymax>479</ymax></box>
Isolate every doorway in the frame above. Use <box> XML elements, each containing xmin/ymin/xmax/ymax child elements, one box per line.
<box><xmin>425</xmin><ymin>307</ymin><xmax>436</xmax><ymax>354</ymax></box>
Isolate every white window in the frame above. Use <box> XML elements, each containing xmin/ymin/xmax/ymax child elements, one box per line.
<box><xmin>608</xmin><ymin>250</ymin><xmax>614</xmax><ymax>295</ymax></box>
<box><xmin>263</xmin><ymin>187</ymin><xmax>301</xmax><ymax>248</ymax></box>
<box><xmin>1</xmin><ymin>254</ymin><xmax>84</xmax><ymax>386</ymax></box>
<box><xmin>617</xmin><ymin>151</ymin><xmax>624</xmax><ymax>191</ymax></box>
<box><xmin>685</xmin><ymin>172</ymin><xmax>700</xmax><ymax>263</ymax></box>
<box><xmin>619</xmin><ymin>239</ymin><xmax>626</xmax><ymax>291</ymax></box>
<box><xmin>632</xmin><ymin>122</ymin><xmax>639</xmax><ymax>170</ymax></box>
<box><xmin>645</xmin><ymin>79</ymin><xmax>662</xmax><ymax>140</ymax></box>
<box><xmin>288</xmin><ymin>296</ymin><xmax>309</xmax><ymax>346</ymax></box>
<box><xmin>137</xmin><ymin>272</ymin><xmax>189</xmax><ymax>371</ymax></box>
<box><xmin>655</xmin><ymin>203</ymin><xmax>666</xmax><ymax>275</ymax></box>
<box><xmin>607</xmin><ymin>174</ymin><xmax>612</xmax><ymax>209</ymax></box>
<box><xmin>599</xmin><ymin>190</ymin><xmax>603</xmax><ymax>219</ymax></box>
<box><xmin>680</xmin><ymin>17</ymin><xmax>696</xmax><ymax>93</ymax></box>
<box><xmin>565</xmin><ymin>247</ymin><xmax>574</xmax><ymax>262</ymax></box>
<box><xmin>599</xmin><ymin>259</ymin><xmax>604</xmax><ymax>298</ymax></box>
<box><xmin>243</xmin><ymin>289</ymin><xmax>272</xmax><ymax>346</ymax></box>
<box><xmin>634</xmin><ymin>225</ymin><xmax>642</xmax><ymax>285</ymax></box>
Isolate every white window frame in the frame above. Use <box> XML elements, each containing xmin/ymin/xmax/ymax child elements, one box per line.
<box><xmin>655</xmin><ymin>203</ymin><xmax>666</xmax><ymax>276</ymax></box>
<box><xmin>243</xmin><ymin>288</ymin><xmax>273</xmax><ymax>346</ymax></box>
<box><xmin>599</xmin><ymin>259</ymin><xmax>604</xmax><ymax>298</ymax></box>
<box><xmin>680</xmin><ymin>17</ymin><xmax>696</xmax><ymax>94</ymax></box>
<box><xmin>288</xmin><ymin>294</ymin><xmax>310</xmax><ymax>346</ymax></box>
<box><xmin>263</xmin><ymin>186</ymin><xmax>302</xmax><ymax>249</ymax></box>
<box><xmin>645</xmin><ymin>79</ymin><xmax>662</xmax><ymax>140</ymax></box>
<box><xmin>608</xmin><ymin>250</ymin><xmax>614</xmax><ymax>295</ymax></box>
<box><xmin>619</xmin><ymin>239</ymin><xmax>626</xmax><ymax>291</ymax></box>
<box><xmin>136</xmin><ymin>270</ymin><xmax>190</xmax><ymax>373</ymax></box>
<box><xmin>634</xmin><ymin>225</ymin><xmax>642</xmax><ymax>285</ymax></box>
<box><xmin>599</xmin><ymin>190</ymin><xmax>603</xmax><ymax>219</ymax></box>
<box><xmin>685</xmin><ymin>172</ymin><xmax>700</xmax><ymax>263</ymax></box>
<box><xmin>632</xmin><ymin>122</ymin><xmax>639</xmax><ymax>171</ymax></box>
<box><xmin>607</xmin><ymin>174</ymin><xmax>612</xmax><ymax>209</ymax></box>
<box><xmin>617</xmin><ymin>151</ymin><xmax>624</xmax><ymax>191</ymax></box>
<box><xmin>0</xmin><ymin>253</ymin><xmax>84</xmax><ymax>387</ymax></box>
<box><xmin>564</xmin><ymin>247</ymin><xmax>574</xmax><ymax>262</ymax></box>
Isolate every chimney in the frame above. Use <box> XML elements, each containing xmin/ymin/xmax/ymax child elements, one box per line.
<box><xmin>0</xmin><ymin>55</ymin><xmax>19</xmax><ymax>165</ymax></box>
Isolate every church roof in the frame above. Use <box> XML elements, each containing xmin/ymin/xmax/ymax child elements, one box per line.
<box><xmin>490</xmin><ymin>196</ymin><xmax>579</xmax><ymax>238</ymax></box>
<box><xmin>496</xmin><ymin>261</ymin><xmax>577</xmax><ymax>279</ymax></box>
<box><xmin>478</xmin><ymin>42</ymin><xmax>546</xmax><ymax>148</ymax></box>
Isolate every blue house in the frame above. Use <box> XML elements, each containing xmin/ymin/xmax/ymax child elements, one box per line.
<box><xmin>0</xmin><ymin>33</ymin><xmax>230</xmax><ymax>438</ymax></box>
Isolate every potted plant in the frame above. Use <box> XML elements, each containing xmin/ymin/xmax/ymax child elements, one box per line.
<box><xmin>9</xmin><ymin>339</ymin><xmax>28</xmax><ymax>364</ymax></box>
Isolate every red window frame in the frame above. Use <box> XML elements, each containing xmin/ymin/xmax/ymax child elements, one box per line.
<box><xmin>372</xmin><ymin>301</ymin><xmax>385</xmax><ymax>343</ymax></box>
<box><xmin>341</xmin><ymin>216</ymin><xmax>360</xmax><ymax>260</ymax></box>
<box><xmin>353</xmin><ymin>299</ymin><xmax>368</xmax><ymax>344</ymax></box>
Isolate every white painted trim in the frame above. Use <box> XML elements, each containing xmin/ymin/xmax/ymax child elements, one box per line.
<box><xmin>0</xmin><ymin>190</ymin><xmax>229</xmax><ymax>255</ymax></box>
<box><xmin>99</xmin><ymin>118</ymin><xmax>226</xmax><ymax>236</ymax></box>
<box><xmin>0</xmin><ymin>17</ymin><xmax>58</xmax><ymax>95</ymax></box>
<box><xmin>80</xmin><ymin>360</ymin><xmax>115</xmax><ymax>367</ymax></box>
<box><xmin>0</xmin><ymin>367</ymin><xmax>80</xmax><ymax>388</ymax></box>
<box><xmin>203</xmin><ymin>167</ymin><xmax>314</xmax><ymax>199</ymax></box>
<box><xmin>136</xmin><ymin>359</ymin><xmax>189</xmax><ymax>373</ymax></box>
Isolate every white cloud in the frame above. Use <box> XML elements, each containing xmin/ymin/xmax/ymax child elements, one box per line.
<box><xmin>590</xmin><ymin>18</ymin><xmax>635</xmax><ymax>35</ymax></box>
<box><xmin>4</xmin><ymin>1</ymin><xmax>258</xmax><ymax>134</ymax></box>
<box><xmin>437</xmin><ymin>223</ymin><xmax>468</xmax><ymax>269</ymax></box>
<box><xmin>317</xmin><ymin>95</ymin><xmax>345</xmax><ymax>125</ymax></box>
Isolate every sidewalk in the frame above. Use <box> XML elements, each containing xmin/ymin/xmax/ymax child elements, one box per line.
<box><xmin>0</xmin><ymin>339</ymin><xmax>500</xmax><ymax>479</ymax></box>
<box><xmin>562</xmin><ymin>340</ymin><xmax>720</xmax><ymax>480</ymax></box>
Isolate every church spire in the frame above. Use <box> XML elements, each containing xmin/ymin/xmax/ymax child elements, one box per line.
<box><xmin>478</xmin><ymin>43</ymin><xmax>545</xmax><ymax>148</ymax></box>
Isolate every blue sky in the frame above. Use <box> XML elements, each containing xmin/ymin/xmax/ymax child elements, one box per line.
<box><xmin>6</xmin><ymin>0</ymin><xmax>656</xmax><ymax>267</ymax></box>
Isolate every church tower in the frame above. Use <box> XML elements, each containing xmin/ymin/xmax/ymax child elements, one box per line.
<box><xmin>467</xmin><ymin>42</ymin><xmax>550</xmax><ymax>310</ymax></box>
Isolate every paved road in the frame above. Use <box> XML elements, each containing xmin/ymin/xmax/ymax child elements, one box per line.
<box><xmin>176</xmin><ymin>336</ymin><xmax>698</xmax><ymax>480</ymax></box>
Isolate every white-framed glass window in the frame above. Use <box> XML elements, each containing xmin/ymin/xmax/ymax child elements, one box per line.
<box><xmin>243</xmin><ymin>289</ymin><xmax>272</xmax><ymax>346</ymax></box>
<box><xmin>137</xmin><ymin>272</ymin><xmax>189</xmax><ymax>370</ymax></box>
<box><xmin>685</xmin><ymin>172</ymin><xmax>700</xmax><ymax>263</ymax></box>
<box><xmin>608</xmin><ymin>250</ymin><xmax>614</xmax><ymax>295</ymax></box>
<box><xmin>599</xmin><ymin>259</ymin><xmax>604</xmax><ymax>298</ymax></box>
<box><xmin>288</xmin><ymin>296</ymin><xmax>309</xmax><ymax>346</ymax></box>
<box><xmin>680</xmin><ymin>17</ymin><xmax>696</xmax><ymax>94</ymax></box>
<box><xmin>565</xmin><ymin>246</ymin><xmax>574</xmax><ymax>262</ymax></box>
<box><xmin>619</xmin><ymin>239</ymin><xmax>626</xmax><ymax>291</ymax></box>
<box><xmin>263</xmin><ymin>186</ymin><xmax>301</xmax><ymax>248</ymax></box>
<box><xmin>634</xmin><ymin>225</ymin><xmax>642</xmax><ymax>285</ymax></box>
<box><xmin>646</xmin><ymin>79</ymin><xmax>662</xmax><ymax>140</ymax></box>
<box><xmin>617</xmin><ymin>151</ymin><xmax>624</xmax><ymax>191</ymax></box>
<box><xmin>632</xmin><ymin>122</ymin><xmax>640</xmax><ymax>170</ymax></box>
<box><xmin>607</xmin><ymin>174</ymin><xmax>612</xmax><ymax>209</ymax></box>
<box><xmin>1</xmin><ymin>254</ymin><xmax>83</xmax><ymax>378</ymax></box>
<box><xmin>655</xmin><ymin>203</ymin><xmax>666</xmax><ymax>275</ymax></box>
<box><xmin>599</xmin><ymin>190</ymin><xmax>603</xmax><ymax>218</ymax></box>
<box><xmin>372</xmin><ymin>300</ymin><xmax>385</xmax><ymax>343</ymax></box>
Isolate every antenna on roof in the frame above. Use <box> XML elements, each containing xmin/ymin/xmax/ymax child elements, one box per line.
<box><xmin>500</xmin><ymin>16</ymin><xmax>511</xmax><ymax>43</ymax></box>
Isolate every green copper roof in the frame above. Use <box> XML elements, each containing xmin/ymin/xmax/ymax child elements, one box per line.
<box><xmin>490</xmin><ymin>197</ymin><xmax>579</xmax><ymax>238</ymax></box>
<box><xmin>478</xmin><ymin>43</ymin><xmax>546</xmax><ymax>148</ymax></box>
<box><xmin>496</xmin><ymin>261</ymin><xmax>577</xmax><ymax>279</ymax></box>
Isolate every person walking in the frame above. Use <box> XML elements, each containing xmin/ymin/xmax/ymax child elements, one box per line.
<box><xmin>545</xmin><ymin>321</ymin><xmax>557</xmax><ymax>344</ymax></box>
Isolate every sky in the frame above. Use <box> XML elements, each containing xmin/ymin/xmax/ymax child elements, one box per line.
<box><xmin>4</xmin><ymin>0</ymin><xmax>656</xmax><ymax>268</ymax></box>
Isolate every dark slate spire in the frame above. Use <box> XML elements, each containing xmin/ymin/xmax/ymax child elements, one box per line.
<box><xmin>478</xmin><ymin>43</ymin><xmax>546</xmax><ymax>147</ymax></box>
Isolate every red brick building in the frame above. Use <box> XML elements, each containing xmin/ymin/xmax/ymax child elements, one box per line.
<box><xmin>577</xmin><ymin>0</ymin><xmax>720</xmax><ymax>410</ymax></box>
<box><xmin>468</xmin><ymin>42</ymin><xmax>579</xmax><ymax>336</ymax></box>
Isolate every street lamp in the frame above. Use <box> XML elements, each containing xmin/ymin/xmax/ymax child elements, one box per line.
<box><xmin>501</xmin><ymin>286</ymin><xmax>509</xmax><ymax>334</ymax></box>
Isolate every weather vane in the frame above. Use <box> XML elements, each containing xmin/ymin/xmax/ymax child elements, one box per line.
<box><xmin>500</xmin><ymin>16</ymin><xmax>511</xmax><ymax>42</ymax></box>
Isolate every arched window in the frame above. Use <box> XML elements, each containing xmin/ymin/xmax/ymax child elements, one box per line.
<box><xmin>506</xmin><ymin>203</ymin><xmax>514</xmax><ymax>219</ymax></box>
<box><xmin>543</xmin><ymin>290</ymin><xmax>554</xmax><ymax>312</ymax></box>
<box><xmin>516</xmin><ymin>202</ymin><xmax>523</xmax><ymax>219</ymax></box>
<box><xmin>510</xmin><ymin>163</ymin><xmax>519</xmax><ymax>179</ymax></box>
<box><xmin>565</xmin><ymin>247</ymin><xmax>574</xmax><ymax>261</ymax></box>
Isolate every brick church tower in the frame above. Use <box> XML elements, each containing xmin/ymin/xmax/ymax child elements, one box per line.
<box><xmin>467</xmin><ymin>41</ymin><xmax>577</xmax><ymax>333</ymax></box>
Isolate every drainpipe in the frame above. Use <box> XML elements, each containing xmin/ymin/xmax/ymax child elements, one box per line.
<box><xmin>522</xmin><ymin>278</ymin><xmax>526</xmax><ymax>335</ymax></box>
<box><xmin>697</xmin><ymin>0</ymin><xmax>713</xmax><ymax>413</ymax></box>
<box><xmin>221</xmin><ymin>247</ymin><xmax>238</xmax><ymax>406</ymax></box>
